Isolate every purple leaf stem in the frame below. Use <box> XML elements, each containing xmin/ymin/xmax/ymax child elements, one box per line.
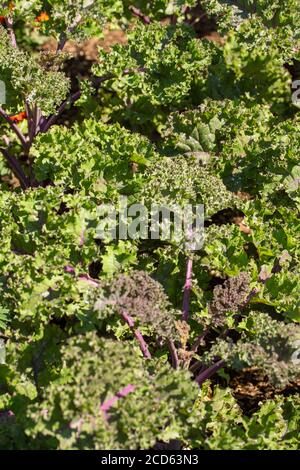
<box><xmin>79</xmin><ymin>228</ymin><xmax>85</xmax><ymax>247</ymax></box>
<box><xmin>40</xmin><ymin>68</ymin><xmax>147</xmax><ymax>133</ymax></box>
<box><xmin>167</xmin><ymin>339</ymin><xmax>179</xmax><ymax>369</ymax></box>
<box><xmin>129</xmin><ymin>6</ymin><xmax>151</xmax><ymax>24</ymax></box>
<box><xmin>64</xmin><ymin>266</ymin><xmax>100</xmax><ymax>287</ymax></box>
<box><xmin>195</xmin><ymin>360</ymin><xmax>225</xmax><ymax>387</ymax></box>
<box><xmin>120</xmin><ymin>309</ymin><xmax>152</xmax><ymax>359</ymax></box>
<box><xmin>5</xmin><ymin>16</ymin><xmax>17</xmax><ymax>48</ymax></box>
<box><xmin>100</xmin><ymin>384</ymin><xmax>135</xmax><ymax>421</ymax></box>
<box><xmin>0</xmin><ymin>410</ymin><xmax>14</xmax><ymax>419</ymax></box>
<box><xmin>64</xmin><ymin>268</ymin><xmax>151</xmax><ymax>358</ymax></box>
<box><xmin>56</xmin><ymin>13</ymin><xmax>82</xmax><ymax>53</ymax></box>
<box><xmin>64</xmin><ymin>265</ymin><xmax>76</xmax><ymax>274</ymax></box>
<box><xmin>40</xmin><ymin>90</ymin><xmax>82</xmax><ymax>133</ymax></box>
<box><xmin>78</xmin><ymin>274</ymin><xmax>100</xmax><ymax>288</ymax></box>
<box><xmin>191</xmin><ymin>327</ymin><xmax>210</xmax><ymax>353</ymax></box>
<box><xmin>0</xmin><ymin>145</ymin><xmax>29</xmax><ymax>188</ymax></box>
<box><xmin>0</xmin><ymin>106</ymin><xmax>29</xmax><ymax>150</ymax></box>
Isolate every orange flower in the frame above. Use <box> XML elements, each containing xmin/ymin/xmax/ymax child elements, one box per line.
<box><xmin>0</xmin><ymin>2</ymin><xmax>14</xmax><ymax>21</ymax></box>
<box><xmin>35</xmin><ymin>12</ymin><xmax>50</xmax><ymax>23</ymax></box>
<box><xmin>9</xmin><ymin>112</ymin><xmax>27</xmax><ymax>123</ymax></box>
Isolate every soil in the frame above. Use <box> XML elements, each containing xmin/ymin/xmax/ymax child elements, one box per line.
<box><xmin>41</xmin><ymin>27</ymin><xmax>128</xmax><ymax>59</ymax></box>
<box><xmin>1</xmin><ymin>174</ymin><xmax>21</xmax><ymax>188</ymax></box>
<box><xmin>229</xmin><ymin>367</ymin><xmax>300</xmax><ymax>415</ymax></box>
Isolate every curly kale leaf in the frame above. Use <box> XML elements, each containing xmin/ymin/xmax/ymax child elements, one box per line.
<box><xmin>24</xmin><ymin>332</ymin><xmax>197</xmax><ymax>449</ymax></box>
<box><xmin>0</xmin><ymin>25</ymin><xmax>69</xmax><ymax>115</ymax></box>
<box><xmin>206</xmin><ymin>312</ymin><xmax>300</xmax><ymax>387</ymax></box>
<box><xmin>208</xmin><ymin>272</ymin><xmax>251</xmax><ymax>326</ymax></box>
<box><xmin>94</xmin><ymin>270</ymin><xmax>178</xmax><ymax>338</ymax></box>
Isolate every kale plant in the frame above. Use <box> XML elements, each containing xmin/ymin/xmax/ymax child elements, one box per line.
<box><xmin>0</xmin><ymin>0</ymin><xmax>299</xmax><ymax>451</ymax></box>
